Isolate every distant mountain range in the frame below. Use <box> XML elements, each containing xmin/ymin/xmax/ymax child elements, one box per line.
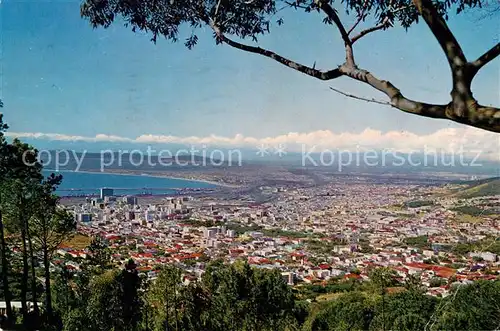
<box><xmin>40</xmin><ymin>151</ymin><xmax>232</xmax><ymax>172</ymax></box>
<box><xmin>38</xmin><ymin>148</ymin><xmax>500</xmax><ymax>177</ymax></box>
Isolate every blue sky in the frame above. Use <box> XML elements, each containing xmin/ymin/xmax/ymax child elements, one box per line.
<box><xmin>1</xmin><ymin>0</ymin><xmax>498</xmax><ymax>142</ymax></box>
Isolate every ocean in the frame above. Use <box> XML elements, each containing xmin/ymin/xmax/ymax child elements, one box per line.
<box><xmin>42</xmin><ymin>170</ymin><xmax>216</xmax><ymax>196</ymax></box>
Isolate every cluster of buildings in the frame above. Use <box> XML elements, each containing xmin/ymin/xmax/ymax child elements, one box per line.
<box><xmin>61</xmin><ymin>180</ymin><xmax>499</xmax><ymax>298</ymax></box>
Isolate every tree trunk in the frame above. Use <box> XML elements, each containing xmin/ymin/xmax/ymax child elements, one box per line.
<box><xmin>0</xmin><ymin>208</ymin><xmax>13</xmax><ymax>324</ymax></box>
<box><xmin>173</xmin><ymin>286</ymin><xmax>179</xmax><ymax>331</ymax></box>
<box><xmin>165</xmin><ymin>289</ymin><xmax>170</xmax><ymax>331</ymax></box>
<box><xmin>43</xmin><ymin>243</ymin><xmax>53</xmax><ymax>321</ymax></box>
<box><xmin>20</xmin><ymin>222</ymin><xmax>29</xmax><ymax>323</ymax></box>
<box><xmin>381</xmin><ymin>287</ymin><xmax>386</xmax><ymax>331</ymax></box>
<box><xmin>27</xmin><ymin>229</ymin><xmax>39</xmax><ymax>320</ymax></box>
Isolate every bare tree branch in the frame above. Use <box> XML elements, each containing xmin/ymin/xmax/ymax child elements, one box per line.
<box><xmin>412</xmin><ymin>0</ymin><xmax>468</xmax><ymax>69</ymax></box>
<box><xmin>213</xmin><ymin>0</ymin><xmax>223</xmax><ymax>23</ymax></box>
<box><xmin>209</xmin><ymin>22</ymin><xmax>342</xmax><ymax>80</ymax></box>
<box><xmin>351</xmin><ymin>17</ymin><xmax>390</xmax><ymax>44</ymax></box>
<box><xmin>336</xmin><ymin>64</ymin><xmax>500</xmax><ymax>132</ymax></box>
<box><xmin>315</xmin><ymin>0</ymin><xmax>351</xmax><ymax>45</ymax></box>
<box><xmin>412</xmin><ymin>0</ymin><xmax>493</xmax><ymax>121</ymax></box>
<box><xmin>349</xmin><ymin>3</ymin><xmax>409</xmax><ymax>44</ymax></box>
<box><xmin>315</xmin><ymin>0</ymin><xmax>355</xmax><ymax>66</ymax></box>
<box><xmin>470</xmin><ymin>42</ymin><xmax>500</xmax><ymax>73</ymax></box>
<box><xmin>347</xmin><ymin>0</ymin><xmax>370</xmax><ymax>36</ymax></box>
<box><xmin>329</xmin><ymin>87</ymin><xmax>391</xmax><ymax>106</ymax></box>
<box><xmin>338</xmin><ymin>64</ymin><xmax>449</xmax><ymax>119</ymax></box>
<box><xmin>347</xmin><ymin>17</ymin><xmax>364</xmax><ymax>37</ymax></box>
<box><xmin>208</xmin><ymin>1</ymin><xmax>500</xmax><ymax>133</ymax></box>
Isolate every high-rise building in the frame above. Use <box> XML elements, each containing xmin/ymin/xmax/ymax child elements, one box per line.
<box><xmin>204</xmin><ymin>227</ymin><xmax>218</xmax><ymax>239</ymax></box>
<box><xmin>104</xmin><ymin>196</ymin><xmax>117</xmax><ymax>203</ymax></box>
<box><xmin>100</xmin><ymin>188</ymin><xmax>114</xmax><ymax>199</ymax></box>
<box><xmin>145</xmin><ymin>210</ymin><xmax>155</xmax><ymax>222</ymax></box>
<box><xmin>77</xmin><ymin>213</ymin><xmax>92</xmax><ymax>223</ymax></box>
<box><xmin>126</xmin><ymin>211</ymin><xmax>135</xmax><ymax>221</ymax></box>
<box><xmin>123</xmin><ymin>195</ymin><xmax>138</xmax><ymax>205</ymax></box>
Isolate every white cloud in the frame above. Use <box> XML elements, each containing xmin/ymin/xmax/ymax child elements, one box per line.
<box><xmin>6</xmin><ymin>132</ymin><xmax>134</xmax><ymax>143</ymax></box>
<box><xmin>6</xmin><ymin>127</ymin><xmax>499</xmax><ymax>160</ymax></box>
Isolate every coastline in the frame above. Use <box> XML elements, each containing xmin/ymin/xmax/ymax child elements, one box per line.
<box><xmin>43</xmin><ymin>168</ymin><xmax>240</xmax><ymax>188</ymax></box>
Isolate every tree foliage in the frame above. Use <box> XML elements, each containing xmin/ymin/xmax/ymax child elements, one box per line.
<box><xmin>86</xmin><ymin>236</ymin><xmax>112</xmax><ymax>272</ymax></box>
<box><xmin>304</xmin><ymin>291</ymin><xmax>374</xmax><ymax>331</ymax></box>
<box><xmin>430</xmin><ymin>281</ymin><xmax>500</xmax><ymax>331</ymax></box>
<box><xmin>83</xmin><ymin>260</ymin><xmax>143</xmax><ymax>331</ymax></box>
<box><xmin>0</xmin><ymin>113</ymin><xmax>14</xmax><ymax>326</ymax></box>
<box><xmin>56</xmin><ymin>260</ymin><xmax>299</xmax><ymax>331</ymax></box>
<box><xmin>198</xmin><ymin>260</ymin><xmax>296</xmax><ymax>331</ymax></box>
<box><xmin>145</xmin><ymin>264</ymin><xmax>183</xmax><ymax>331</ymax></box>
<box><xmin>0</xmin><ymin>114</ymin><xmax>74</xmax><ymax>329</ymax></box>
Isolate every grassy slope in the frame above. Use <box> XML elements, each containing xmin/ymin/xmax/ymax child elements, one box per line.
<box><xmin>453</xmin><ymin>178</ymin><xmax>500</xmax><ymax>198</ymax></box>
<box><xmin>61</xmin><ymin>233</ymin><xmax>92</xmax><ymax>250</ymax></box>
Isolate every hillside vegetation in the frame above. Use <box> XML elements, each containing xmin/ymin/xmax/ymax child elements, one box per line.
<box><xmin>453</xmin><ymin>178</ymin><xmax>500</xmax><ymax>198</ymax></box>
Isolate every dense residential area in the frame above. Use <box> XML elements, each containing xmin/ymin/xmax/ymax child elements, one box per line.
<box><xmin>68</xmin><ymin>180</ymin><xmax>500</xmax><ymax>298</ymax></box>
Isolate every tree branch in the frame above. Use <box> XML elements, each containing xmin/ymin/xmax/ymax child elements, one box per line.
<box><xmin>347</xmin><ymin>0</ymin><xmax>370</xmax><ymax>36</ymax></box>
<box><xmin>470</xmin><ymin>42</ymin><xmax>500</xmax><ymax>73</ymax></box>
<box><xmin>208</xmin><ymin>7</ymin><xmax>500</xmax><ymax>133</ymax></box>
<box><xmin>210</xmin><ymin>22</ymin><xmax>342</xmax><ymax>80</ymax></box>
<box><xmin>338</xmin><ymin>64</ymin><xmax>448</xmax><ymax>119</ymax></box>
<box><xmin>349</xmin><ymin>3</ymin><xmax>407</xmax><ymax>43</ymax></box>
<box><xmin>329</xmin><ymin>87</ymin><xmax>391</xmax><ymax>106</ymax></box>
<box><xmin>412</xmin><ymin>0</ymin><xmax>484</xmax><ymax>119</ymax></box>
<box><xmin>213</xmin><ymin>0</ymin><xmax>223</xmax><ymax>23</ymax></box>
<box><xmin>412</xmin><ymin>0</ymin><xmax>467</xmax><ymax>69</ymax></box>
<box><xmin>351</xmin><ymin>18</ymin><xmax>389</xmax><ymax>44</ymax></box>
<box><xmin>336</xmin><ymin>64</ymin><xmax>500</xmax><ymax>132</ymax></box>
<box><xmin>315</xmin><ymin>0</ymin><xmax>350</xmax><ymax>45</ymax></box>
<box><xmin>315</xmin><ymin>0</ymin><xmax>355</xmax><ymax>66</ymax></box>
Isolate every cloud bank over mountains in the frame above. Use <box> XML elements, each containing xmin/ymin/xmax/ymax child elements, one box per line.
<box><xmin>6</xmin><ymin>127</ymin><xmax>499</xmax><ymax>160</ymax></box>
